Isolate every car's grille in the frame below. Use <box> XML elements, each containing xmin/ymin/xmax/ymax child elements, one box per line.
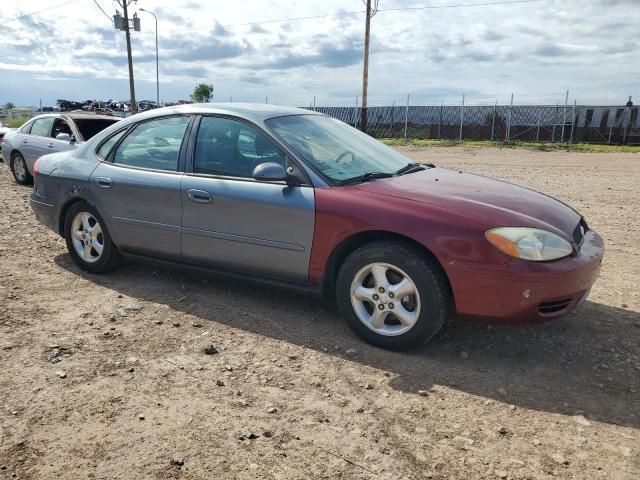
<box><xmin>572</xmin><ymin>218</ymin><xmax>587</xmax><ymax>247</ymax></box>
<box><xmin>537</xmin><ymin>298</ymin><xmax>573</xmax><ymax>316</ymax></box>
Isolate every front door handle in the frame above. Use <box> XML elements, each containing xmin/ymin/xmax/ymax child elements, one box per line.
<box><xmin>47</xmin><ymin>142</ymin><xmax>54</xmax><ymax>148</ymax></box>
<box><xmin>187</xmin><ymin>189</ymin><xmax>213</xmax><ymax>204</ymax></box>
<box><xmin>95</xmin><ymin>176</ymin><xmax>112</xmax><ymax>189</ymax></box>
<box><xmin>22</xmin><ymin>139</ymin><xmax>28</xmax><ymax>144</ymax></box>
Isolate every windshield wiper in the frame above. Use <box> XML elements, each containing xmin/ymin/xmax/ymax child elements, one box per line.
<box><xmin>336</xmin><ymin>171</ymin><xmax>394</xmax><ymax>186</ymax></box>
<box><xmin>395</xmin><ymin>162</ymin><xmax>426</xmax><ymax>175</ymax></box>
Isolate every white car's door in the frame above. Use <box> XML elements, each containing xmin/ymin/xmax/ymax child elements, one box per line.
<box><xmin>22</xmin><ymin>117</ymin><xmax>55</xmax><ymax>170</ymax></box>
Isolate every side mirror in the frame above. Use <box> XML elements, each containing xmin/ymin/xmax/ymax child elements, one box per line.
<box><xmin>252</xmin><ymin>162</ymin><xmax>288</xmax><ymax>182</ymax></box>
<box><xmin>55</xmin><ymin>133</ymin><xmax>71</xmax><ymax>142</ymax></box>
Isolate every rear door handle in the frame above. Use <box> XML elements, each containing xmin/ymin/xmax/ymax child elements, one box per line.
<box><xmin>187</xmin><ymin>189</ymin><xmax>213</xmax><ymax>204</ymax></box>
<box><xmin>95</xmin><ymin>177</ymin><xmax>112</xmax><ymax>189</ymax></box>
<box><xmin>22</xmin><ymin>139</ymin><xmax>28</xmax><ymax>144</ymax></box>
<box><xmin>47</xmin><ymin>142</ymin><xmax>54</xmax><ymax>148</ymax></box>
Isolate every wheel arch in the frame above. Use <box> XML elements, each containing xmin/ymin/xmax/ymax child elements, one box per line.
<box><xmin>9</xmin><ymin>149</ymin><xmax>24</xmax><ymax>167</ymax></box>
<box><xmin>58</xmin><ymin>197</ymin><xmax>91</xmax><ymax>236</ymax></box>
<box><xmin>322</xmin><ymin>230</ymin><xmax>454</xmax><ymax>302</ymax></box>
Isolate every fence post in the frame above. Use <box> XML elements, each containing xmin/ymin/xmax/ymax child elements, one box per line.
<box><xmin>536</xmin><ymin>107</ymin><xmax>542</xmax><ymax>142</ymax></box>
<box><xmin>608</xmin><ymin>107</ymin><xmax>613</xmax><ymax>144</ymax></box>
<box><xmin>354</xmin><ymin>95</ymin><xmax>359</xmax><ymax>128</ymax></box>
<box><xmin>438</xmin><ymin>101</ymin><xmax>443</xmax><ymax>140</ymax></box>
<box><xmin>552</xmin><ymin>101</ymin><xmax>558</xmax><ymax>142</ymax></box>
<box><xmin>459</xmin><ymin>93</ymin><xmax>465</xmax><ymax>141</ymax></box>
<box><xmin>561</xmin><ymin>89</ymin><xmax>569</xmax><ymax>142</ymax></box>
<box><xmin>623</xmin><ymin>96</ymin><xmax>633</xmax><ymax>144</ymax></box>
<box><xmin>506</xmin><ymin>93</ymin><xmax>513</xmax><ymax>141</ymax></box>
<box><xmin>569</xmin><ymin>99</ymin><xmax>576</xmax><ymax>144</ymax></box>
<box><xmin>404</xmin><ymin>94</ymin><xmax>409</xmax><ymax>142</ymax></box>
<box><xmin>491</xmin><ymin>100</ymin><xmax>497</xmax><ymax>141</ymax></box>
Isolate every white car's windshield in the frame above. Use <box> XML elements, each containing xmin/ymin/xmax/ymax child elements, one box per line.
<box><xmin>266</xmin><ymin>115</ymin><xmax>414</xmax><ymax>183</ymax></box>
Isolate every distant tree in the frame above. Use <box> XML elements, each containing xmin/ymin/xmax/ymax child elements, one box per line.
<box><xmin>4</xmin><ymin>102</ymin><xmax>15</xmax><ymax>110</ymax></box>
<box><xmin>191</xmin><ymin>83</ymin><xmax>214</xmax><ymax>103</ymax></box>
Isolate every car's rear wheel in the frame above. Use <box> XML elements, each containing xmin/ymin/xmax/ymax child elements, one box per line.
<box><xmin>10</xmin><ymin>152</ymin><xmax>32</xmax><ymax>185</ymax></box>
<box><xmin>336</xmin><ymin>241</ymin><xmax>453</xmax><ymax>350</ymax></box>
<box><xmin>64</xmin><ymin>202</ymin><xmax>120</xmax><ymax>273</ymax></box>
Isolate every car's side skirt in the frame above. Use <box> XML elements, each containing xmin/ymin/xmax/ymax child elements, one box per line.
<box><xmin>119</xmin><ymin>250</ymin><xmax>324</xmax><ymax>297</ymax></box>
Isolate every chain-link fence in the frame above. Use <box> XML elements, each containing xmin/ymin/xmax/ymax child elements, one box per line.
<box><xmin>306</xmin><ymin>104</ymin><xmax>640</xmax><ymax>145</ymax></box>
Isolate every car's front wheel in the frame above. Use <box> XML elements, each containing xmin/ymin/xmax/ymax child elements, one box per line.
<box><xmin>64</xmin><ymin>202</ymin><xmax>120</xmax><ymax>273</ymax></box>
<box><xmin>336</xmin><ymin>241</ymin><xmax>453</xmax><ymax>350</ymax></box>
<box><xmin>10</xmin><ymin>152</ymin><xmax>32</xmax><ymax>185</ymax></box>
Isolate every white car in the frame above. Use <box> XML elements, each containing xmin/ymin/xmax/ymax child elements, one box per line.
<box><xmin>1</xmin><ymin>113</ymin><xmax>120</xmax><ymax>184</ymax></box>
<box><xmin>0</xmin><ymin>122</ymin><xmax>13</xmax><ymax>162</ymax></box>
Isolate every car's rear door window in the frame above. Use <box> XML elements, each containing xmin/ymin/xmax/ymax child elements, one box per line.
<box><xmin>194</xmin><ymin>117</ymin><xmax>286</xmax><ymax>177</ymax></box>
<box><xmin>29</xmin><ymin>118</ymin><xmax>55</xmax><ymax>137</ymax></box>
<box><xmin>112</xmin><ymin>116</ymin><xmax>190</xmax><ymax>171</ymax></box>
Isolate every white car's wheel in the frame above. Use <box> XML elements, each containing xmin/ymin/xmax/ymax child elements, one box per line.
<box><xmin>10</xmin><ymin>152</ymin><xmax>32</xmax><ymax>185</ymax></box>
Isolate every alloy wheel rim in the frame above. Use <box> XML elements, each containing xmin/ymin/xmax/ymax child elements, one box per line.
<box><xmin>71</xmin><ymin>212</ymin><xmax>104</xmax><ymax>263</ymax></box>
<box><xmin>350</xmin><ymin>262</ymin><xmax>421</xmax><ymax>336</ymax></box>
<box><xmin>14</xmin><ymin>156</ymin><xmax>26</xmax><ymax>180</ymax></box>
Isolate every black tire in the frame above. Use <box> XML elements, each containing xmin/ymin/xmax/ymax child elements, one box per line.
<box><xmin>10</xmin><ymin>152</ymin><xmax>33</xmax><ymax>185</ymax></box>
<box><xmin>64</xmin><ymin>201</ymin><xmax>120</xmax><ymax>273</ymax></box>
<box><xmin>336</xmin><ymin>241</ymin><xmax>453</xmax><ymax>350</ymax></box>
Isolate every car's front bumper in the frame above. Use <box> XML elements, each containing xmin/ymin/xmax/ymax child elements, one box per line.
<box><xmin>447</xmin><ymin>230</ymin><xmax>604</xmax><ymax>323</ymax></box>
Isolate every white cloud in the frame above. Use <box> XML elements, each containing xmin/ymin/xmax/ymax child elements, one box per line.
<box><xmin>0</xmin><ymin>0</ymin><xmax>638</xmax><ymax>107</ymax></box>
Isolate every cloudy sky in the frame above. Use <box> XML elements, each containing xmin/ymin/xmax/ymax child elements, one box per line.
<box><xmin>0</xmin><ymin>0</ymin><xmax>638</xmax><ymax>107</ymax></box>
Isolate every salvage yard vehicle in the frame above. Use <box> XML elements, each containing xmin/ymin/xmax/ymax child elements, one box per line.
<box><xmin>27</xmin><ymin>104</ymin><xmax>604</xmax><ymax>350</ymax></box>
<box><xmin>0</xmin><ymin>122</ymin><xmax>12</xmax><ymax>162</ymax></box>
<box><xmin>1</xmin><ymin>113</ymin><xmax>120</xmax><ymax>185</ymax></box>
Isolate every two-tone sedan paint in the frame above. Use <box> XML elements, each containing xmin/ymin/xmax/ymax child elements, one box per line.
<box><xmin>28</xmin><ymin>104</ymin><xmax>604</xmax><ymax>350</ymax></box>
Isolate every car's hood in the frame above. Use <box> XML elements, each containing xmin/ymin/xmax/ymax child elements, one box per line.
<box><xmin>355</xmin><ymin>167</ymin><xmax>582</xmax><ymax>238</ymax></box>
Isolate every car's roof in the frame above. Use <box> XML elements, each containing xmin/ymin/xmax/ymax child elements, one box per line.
<box><xmin>130</xmin><ymin>103</ymin><xmax>322</xmax><ymax>123</ymax></box>
<box><xmin>65</xmin><ymin>113</ymin><xmax>121</xmax><ymax>121</ymax></box>
<box><xmin>28</xmin><ymin>112</ymin><xmax>121</xmax><ymax>122</ymax></box>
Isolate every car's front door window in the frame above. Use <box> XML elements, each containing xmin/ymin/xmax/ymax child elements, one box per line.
<box><xmin>51</xmin><ymin>119</ymin><xmax>72</xmax><ymax>139</ymax></box>
<box><xmin>194</xmin><ymin>117</ymin><xmax>287</xmax><ymax>177</ymax></box>
<box><xmin>112</xmin><ymin>116</ymin><xmax>190</xmax><ymax>171</ymax></box>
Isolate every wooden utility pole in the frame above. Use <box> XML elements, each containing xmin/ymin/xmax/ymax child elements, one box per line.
<box><xmin>360</xmin><ymin>0</ymin><xmax>372</xmax><ymax>133</ymax></box>
<box><xmin>122</xmin><ymin>0</ymin><xmax>137</xmax><ymax>113</ymax></box>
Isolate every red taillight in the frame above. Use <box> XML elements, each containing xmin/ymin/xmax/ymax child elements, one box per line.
<box><xmin>33</xmin><ymin>158</ymin><xmax>40</xmax><ymax>178</ymax></box>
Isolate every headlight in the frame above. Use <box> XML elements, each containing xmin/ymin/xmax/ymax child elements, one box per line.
<box><xmin>486</xmin><ymin>227</ymin><xmax>573</xmax><ymax>261</ymax></box>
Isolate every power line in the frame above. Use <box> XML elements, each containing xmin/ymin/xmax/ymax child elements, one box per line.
<box><xmin>378</xmin><ymin>0</ymin><xmax>543</xmax><ymax>13</ymax></box>
<box><xmin>2</xmin><ymin>0</ymin><xmax>82</xmax><ymax>30</ymax></box>
<box><xmin>162</xmin><ymin>0</ymin><xmax>543</xmax><ymax>34</ymax></box>
<box><xmin>91</xmin><ymin>0</ymin><xmax>112</xmax><ymax>21</ymax></box>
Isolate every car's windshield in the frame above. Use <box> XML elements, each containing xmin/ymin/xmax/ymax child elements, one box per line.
<box><xmin>74</xmin><ymin>118</ymin><xmax>120</xmax><ymax>141</ymax></box>
<box><xmin>265</xmin><ymin>115</ymin><xmax>413</xmax><ymax>183</ymax></box>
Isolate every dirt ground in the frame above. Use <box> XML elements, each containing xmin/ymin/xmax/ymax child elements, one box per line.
<box><xmin>0</xmin><ymin>147</ymin><xmax>638</xmax><ymax>480</ymax></box>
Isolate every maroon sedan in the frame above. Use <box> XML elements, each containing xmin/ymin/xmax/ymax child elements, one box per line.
<box><xmin>29</xmin><ymin>105</ymin><xmax>604</xmax><ymax>350</ymax></box>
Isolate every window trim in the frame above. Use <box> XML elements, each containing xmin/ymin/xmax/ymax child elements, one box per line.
<box><xmin>185</xmin><ymin>114</ymin><xmax>311</xmax><ymax>186</ymax></box>
<box><xmin>101</xmin><ymin>114</ymin><xmax>195</xmax><ymax>174</ymax></box>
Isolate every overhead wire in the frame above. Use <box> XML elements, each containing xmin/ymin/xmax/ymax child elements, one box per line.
<box><xmin>164</xmin><ymin>0</ymin><xmax>544</xmax><ymax>33</ymax></box>
<box><xmin>91</xmin><ymin>0</ymin><xmax>112</xmax><ymax>21</ymax></box>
